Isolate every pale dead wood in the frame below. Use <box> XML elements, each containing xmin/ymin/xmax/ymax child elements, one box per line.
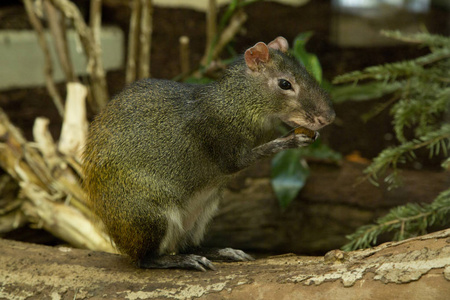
<box><xmin>0</xmin><ymin>112</ymin><xmax>47</xmax><ymax>190</ymax></box>
<box><xmin>33</xmin><ymin>118</ymin><xmax>59</xmax><ymax>169</ymax></box>
<box><xmin>0</xmin><ymin>98</ymin><xmax>115</xmax><ymax>254</ymax></box>
<box><xmin>0</xmin><ymin>206</ymin><xmax>26</xmax><ymax>233</ymax></box>
<box><xmin>0</xmin><ymin>175</ymin><xmax>26</xmax><ymax>233</ymax></box>
<box><xmin>21</xmin><ymin>183</ymin><xmax>115</xmax><ymax>253</ymax></box>
<box><xmin>58</xmin><ymin>82</ymin><xmax>88</xmax><ymax>160</ymax></box>
<box><xmin>0</xmin><ymin>229</ymin><xmax>449</xmax><ymax>299</ymax></box>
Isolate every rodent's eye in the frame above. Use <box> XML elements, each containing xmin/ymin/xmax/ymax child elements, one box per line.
<box><xmin>278</xmin><ymin>79</ymin><xmax>292</xmax><ymax>91</ymax></box>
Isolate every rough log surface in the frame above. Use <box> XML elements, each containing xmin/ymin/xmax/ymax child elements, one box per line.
<box><xmin>205</xmin><ymin>160</ymin><xmax>450</xmax><ymax>253</ymax></box>
<box><xmin>1</xmin><ymin>229</ymin><xmax>449</xmax><ymax>300</ymax></box>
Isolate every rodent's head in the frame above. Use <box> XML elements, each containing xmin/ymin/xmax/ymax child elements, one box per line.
<box><xmin>244</xmin><ymin>36</ymin><xmax>335</xmax><ymax>131</ymax></box>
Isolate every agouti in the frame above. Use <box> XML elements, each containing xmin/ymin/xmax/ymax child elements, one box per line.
<box><xmin>83</xmin><ymin>37</ymin><xmax>335</xmax><ymax>271</ymax></box>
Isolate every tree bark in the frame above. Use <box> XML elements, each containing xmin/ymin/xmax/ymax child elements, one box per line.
<box><xmin>1</xmin><ymin>229</ymin><xmax>449</xmax><ymax>299</ymax></box>
<box><xmin>205</xmin><ymin>160</ymin><xmax>450</xmax><ymax>254</ymax></box>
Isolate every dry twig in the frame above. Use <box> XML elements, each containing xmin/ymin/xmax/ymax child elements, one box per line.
<box><xmin>50</xmin><ymin>0</ymin><xmax>109</xmax><ymax>112</ymax></box>
<box><xmin>89</xmin><ymin>0</ymin><xmax>102</xmax><ymax>47</ymax></box>
<box><xmin>138</xmin><ymin>0</ymin><xmax>153</xmax><ymax>79</ymax></box>
<box><xmin>179</xmin><ymin>36</ymin><xmax>191</xmax><ymax>78</ymax></box>
<box><xmin>23</xmin><ymin>0</ymin><xmax>65</xmax><ymax>117</ymax></box>
<box><xmin>211</xmin><ymin>9</ymin><xmax>247</xmax><ymax>61</ymax></box>
<box><xmin>204</xmin><ymin>0</ymin><xmax>217</xmax><ymax>63</ymax></box>
<box><xmin>43</xmin><ymin>0</ymin><xmax>76</xmax><ymax>82</ymax></box>
<box><xmin>126</xmin><ymin>0</ymin><xmax>141</xmax><ymax>84</ymax></box>
<box><xmin>200</xmin><ymin>2</ymin><xmax>247</xmax><ymax>68</ymax></box>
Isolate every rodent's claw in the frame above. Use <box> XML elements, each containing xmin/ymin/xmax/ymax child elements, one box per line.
<box><xmin>138</xmin><ymin>254</ymin><xmax>216</xmax><ymax>271</ymax></box>
<box><xmin>184</xmin><ymin>254</ymin><xmax>216</xmax><ymax>271</ymax></box>
<box><xmin>290</xmin><ymin>133</ymin><xmax>315</xmax><ymax>147</ymax></box>
<box><xmin>217</xmin><ymin>248</ymin><xmax>255</xmax><ymax>262</ymax></box>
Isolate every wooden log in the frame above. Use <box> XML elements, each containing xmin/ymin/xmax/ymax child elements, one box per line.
<box><xmin>205</xmin><ymin>160</ymin><xmax>450</xmax><ymax>254</ymax></box>
<box><xmin>0</xmin><ymin>229</ymin><xmax>449</xmax><ymax>299</ymax></box>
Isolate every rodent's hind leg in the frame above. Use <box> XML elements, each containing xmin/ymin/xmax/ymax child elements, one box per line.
<box><xmin>138</xmin><ymin>254</ymin><xmax>216</xmax><ymax>272</ymax></box>
<box><xmin>182</xmin><ymin>247</ymin><xmax>255</xmax><ymax>262</ymax></box>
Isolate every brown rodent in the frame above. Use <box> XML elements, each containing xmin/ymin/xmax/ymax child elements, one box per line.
<box><xmin>82</xmin><ymin>36</ymin><xmax>335</xmax><ymax>271</ymax></box>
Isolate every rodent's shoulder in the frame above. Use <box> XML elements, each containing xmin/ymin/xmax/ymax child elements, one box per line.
<box><xmin>107</xmin><ymin>78</ymin><xmax>198</xmax><ymax>111</ymax></box>
<box><xmin>122</xmin><ymin>78</ymin><xmax>195</xmax><ymax>98</ymax></box>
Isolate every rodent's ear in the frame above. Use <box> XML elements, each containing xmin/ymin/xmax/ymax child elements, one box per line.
<box><xmin>244</xmin><ymin>42</ymin><xmax>270</xmax><ymax>71</ymax></box>
<box><xmin>268</xmin><ymin>36</ymin><xmax>289</xmax><ymax>53</ymax></box>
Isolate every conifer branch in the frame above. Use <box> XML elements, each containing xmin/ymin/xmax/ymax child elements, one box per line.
<box><xmin>342</xmin><ymin>188</ymin><xmax>450</xmax><ymax>251</ymax></box>
<box><xmin>334</xmin><ymin>31</ymin><xmax>450</xmax><ymax>250</ymax></box>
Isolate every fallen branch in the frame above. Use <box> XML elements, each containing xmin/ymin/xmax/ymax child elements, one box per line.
<box><xmin>1</xmin><ymin>229</ymin><xmax>449</xmax><ymax>299</ymax></box>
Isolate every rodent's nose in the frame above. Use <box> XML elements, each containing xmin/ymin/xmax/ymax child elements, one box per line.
<box><xmin>326</xmin><ymin>109</ymin><xmax>336</xmax><ymax>124</ymax></box>
<box><xmin>316</xmin><ymin>110</ymin><xmax>336</xmax><ymax>126</ymax></box>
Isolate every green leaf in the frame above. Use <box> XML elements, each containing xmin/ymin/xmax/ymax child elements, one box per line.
<box><xmin>293</xmin><ymin>31</ymin><xmax>314</xmax><ymax>47</ymax></box>
<box><xmin>271</xmin><ymin>149</ymin><xmax>310</xmax><ymax>209</ymax></box>
<box><xmin>292</xmin><ymin>32</ymin><xmax>323</xmax><ymax>84</ymax></box>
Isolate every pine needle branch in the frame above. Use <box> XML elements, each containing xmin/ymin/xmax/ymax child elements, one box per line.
<box><xmin>342</xmin><ymin>188</ymin><xmax>450</xmax><ymax>251</ymax></box>
<box><xmin>363</xmin><ymin>124</ymin><xmax>450</xmax><ymax>189</ymax></box>
<box><xmin>334</xmin><ymin>31</ymin><xmax>450</xmax><ymax>250</ymax></box>
<box><xmin>381</xmin><ymin>30</ymin><xmax>450</xmax><ymax>48</ymax></box>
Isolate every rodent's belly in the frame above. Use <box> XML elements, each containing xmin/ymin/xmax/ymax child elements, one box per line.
<box><xmin>158</xmin><ymin>187</ymin><xmax>221</xmax><ymax>254</ymax></box>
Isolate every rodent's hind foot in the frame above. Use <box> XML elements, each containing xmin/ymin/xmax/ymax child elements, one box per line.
<box><xmin>217</xmin><ymin>248</ymin><xmax>255</xmax><ymax>262</ymax></box>
<box><xmin>138</xmin><ymin>254</ymin><xmax>216</xmax><ymax>272</ymax></box>
<box><xmin>184</xmin><ymin>247</ymin><xmax>255</xmax><ymax>262</ymax></box>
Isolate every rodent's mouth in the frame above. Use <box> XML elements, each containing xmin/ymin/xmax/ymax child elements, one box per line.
<box><xmin>280</xmin><ymin>118</ymin><xmax>318</xmax><ymax>139</ymax></box>
<box><xmin>283</xmin><ymin>119</ymin><xmax>304</xmax><ymax>129</ymax></box>
<box><xmin>281</xmin><ymin>119</ymin><xmax>316</xmax><ymax>131</ymax></box>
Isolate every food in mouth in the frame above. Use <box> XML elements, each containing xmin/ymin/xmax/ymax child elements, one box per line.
<box><xmin>294</xmin><ymin>126</ymin><xmax>316</xmax><ymax>139</ymax></box>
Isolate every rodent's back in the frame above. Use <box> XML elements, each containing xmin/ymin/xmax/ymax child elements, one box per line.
<box><xmin>84</xmin><ymin>79</ymin><xmax>213</xmax><ymax>182</ymax></box>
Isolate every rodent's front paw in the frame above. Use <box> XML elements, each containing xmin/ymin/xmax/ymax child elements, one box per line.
<box><xmin>284</xmin><ymin>130</ymin><xmax>319</xmax><ymax>148</ymax></box>
<box><xmin>292</xmin><ymin>133</ymin><xmax>316</xmax><ymax>147</ymax></box>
